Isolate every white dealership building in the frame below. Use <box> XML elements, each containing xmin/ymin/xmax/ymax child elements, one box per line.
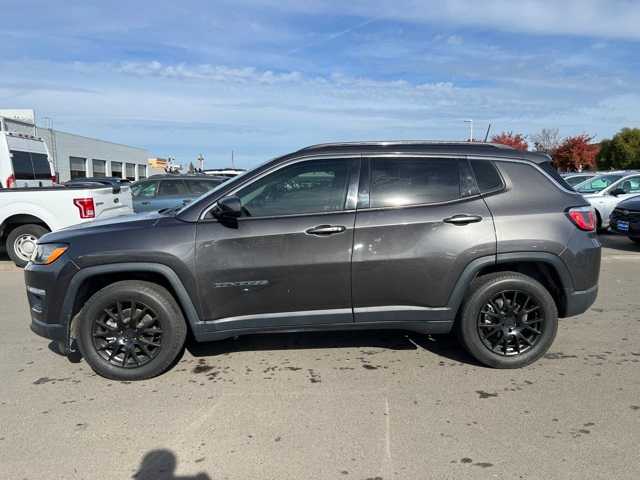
<box><xmin>0</xmin><ymin>109</ymin><xmax>152</xmax><ymax>182</ymax></box>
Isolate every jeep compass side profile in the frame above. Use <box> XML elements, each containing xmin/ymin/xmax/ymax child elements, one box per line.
<box><xmin>25</xmin><ymin>142</ymin><xmax>601</xmax><ymax>380</ymax></box>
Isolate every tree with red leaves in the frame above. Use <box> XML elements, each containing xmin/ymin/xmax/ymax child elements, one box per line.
<box><xmin>552</xmin><ymin>134</ymin><xmax>599</xmax><ymax>172</ymax></box>
<box><xmin>491</xmin><ymin>132</ymin><xmax>529</xmax><ymax>151</ymax></box>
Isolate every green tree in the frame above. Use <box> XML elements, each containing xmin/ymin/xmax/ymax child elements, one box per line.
<box><xmin>597</xmin><ymin>128</ymin><xmax>640</xmax><ymax>170</ymax></box>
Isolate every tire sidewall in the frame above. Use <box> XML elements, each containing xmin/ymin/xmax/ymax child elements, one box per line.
<box><xmin>77</xmin><ymin>282</ymin><xmax>186</xmax><ymax>381</ymax></box>
<box><xmin>460</xmin><ymin>276</ymin><xmax>558</xmax><ymax>368</ymax></box>
<box><xmin>6</xmin><ymin>224</ymin><xmax>48</xmax><ymax>268</ymax></box>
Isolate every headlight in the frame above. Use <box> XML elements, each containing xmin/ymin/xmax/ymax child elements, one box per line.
<box><xmin>31</xmin><ymin>243</ymin><xmax>69</xmax><ymax>265</ymax></box>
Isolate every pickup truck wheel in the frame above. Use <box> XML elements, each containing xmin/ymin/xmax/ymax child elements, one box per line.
<box><xmin>6</xmin><ymin>224</ymin><xmax>48</xmax><ymax>267</ymax></box>
<box><xmin>77</xmin><ymin>280</ymin><xmax>187</xmax><ymax>380</ymax></box>
<box><xmin>457</xmin><ymin>272</ymin><xmax>558</xmax><ymax>368</ymax></box>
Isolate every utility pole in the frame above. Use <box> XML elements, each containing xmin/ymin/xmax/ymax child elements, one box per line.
<box><xmin>231</xmin><ymin>150</ymin><xmax>235</xmax><ymax>168</ymax></box>
<box><xmin>464</xmin><ymin>119</ymin><xmax>474</xmax><ymax>142</ymax></box>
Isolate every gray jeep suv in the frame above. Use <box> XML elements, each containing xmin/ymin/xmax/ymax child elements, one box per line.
<box><xmin>25</xmin><ymin>142</ymin><xmax>601</xmax><ymax>380</ymax></box>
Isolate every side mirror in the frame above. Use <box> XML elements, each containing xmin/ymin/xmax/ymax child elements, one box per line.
<box><xmin>610</xmin><ymin>187</ymin><xmax>625</xmax><ymax>196</ymax></box>
<box><xmin>213</xmin><ymin>195</ymin><xmax>242</xmax><ymax>218</ymax></box>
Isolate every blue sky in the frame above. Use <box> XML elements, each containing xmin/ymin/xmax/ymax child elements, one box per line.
<box><xmin>1</xmin><ymin>0</ymin><xmax>638</xmax><ymax>168</ymax></box>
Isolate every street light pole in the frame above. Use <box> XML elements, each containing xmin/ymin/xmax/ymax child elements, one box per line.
<box><xmin>464</xmin><ymin>119</ymin><xmax>474</xmax><ymax>142</ymax></box>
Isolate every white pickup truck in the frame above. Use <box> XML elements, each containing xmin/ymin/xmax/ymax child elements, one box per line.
<box><xmin>0</xmin><ymin>184</ymin><xmax>133</xmax><ymax>266</ymax></box>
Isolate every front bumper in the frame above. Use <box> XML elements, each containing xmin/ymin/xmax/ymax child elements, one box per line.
<box><xmin>24</xmin><ymin>258</ymin><xmax>80</xmax><ymax>346</ymax></box>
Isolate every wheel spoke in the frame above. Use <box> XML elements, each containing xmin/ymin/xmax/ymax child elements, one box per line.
<box><xmin>121</xmin><ymin>349</ymin><xmax>129</xmax><ymax>367</ymax></box>
<box><xmin>519</xmin><ymin>334</ymin><xmax>533</xmax><ymax>346</ymax></box>
<box><xmin>138</xmin><ymin>337</ymin><xmax>161</xmax><ymax>348</ymax></box>
<box><xmin>108</xmin><ymin>343</ymin><xmax>121</xmax><ymax>360</ymax></box>
<box><xmin>523</xmin><ymin>325</ymin><xmax>542</xmax><ymax>335</ymax></box>
<box><xmin>116</xmin><ymin>301</ymin><xmax>124</xmax><ymax>323</ymax></box>
<box><xmin>130</xmin><ymin>348</ymin><xmax>141</xmax><ymax>366</ymax></box>
<box><xmin>103</xmin><ymin>309</ymin><xmax>119</xmax><ymax>323</ymax></box>
<box><xmin>137</xmin><ymin>342</ymin><xmax>152</xmax><ymax>358</ymax></box>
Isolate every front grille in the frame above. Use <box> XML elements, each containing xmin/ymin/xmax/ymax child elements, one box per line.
<box><xmin>611</xmin><ymin>208</ymin><xmax>640</xmax><ymax>222</ymax></box>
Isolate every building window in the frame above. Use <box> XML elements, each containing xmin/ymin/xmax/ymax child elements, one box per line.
<box><xmin>92</xmin><ymin>159</ymin><xmax>106</xmax><ymax>177</ymax></box>
<box><xmin>70</xmin><ymin>156</ymin><xmax>87</xmax><ymax>179</ymax></box>
<box><xmin>111</xmin><ymin>161</ymin><xmax>122</xmax><ymax>178</ymax></box>
<box><xmin>137</xmin><ymin>164</ymin><xmax>147</xmax><ymax>179</ymax></box>
<box><xmin>125</xmin><ymin>163</ymin><xmax>136</xmax><ymax>181</ymax></box>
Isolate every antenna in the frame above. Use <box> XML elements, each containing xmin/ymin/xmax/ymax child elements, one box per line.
<box><xmin>484</xmin><ymin>123</ymin><xmax>492</xmax><ymax>142</ymax></box>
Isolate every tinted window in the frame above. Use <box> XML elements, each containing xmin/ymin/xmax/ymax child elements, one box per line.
<box><xmin>187</xmin><ymin>179</ymin><xmax>222</xmax><ymax>195</ymax></box>
<box><xmin>470</xmin><ymin>159</ymin><xmax>503</xmax><ymax>193</ymax></box>
<box><xmin>237</xmin><ymin>159</ymin><xmax>353</xmax><ymax>217</ymax></box>
<box><xmin>10</xmin><ymin>151</ymin><xmax>34</xmax><ymax>179</ymax></box>
<box><xmin>576</xmin><ymin>175</ymin><xmax>623</xmax><ymax>193</ymax></box>
<box><xmin>370</xmin><ymin>158</ymin><xmax>461</xmax><ymax>208</ymax></box>
<box><xmin>137</xmin><ymin>164</ymin><xmax>147</xmax><ymax>179</ymax></box>
<box><xmin>539</xmin><ymin>161</ymin><xmax>573</xmax><ymax>190</ymax></box>
<box><xmin>158</xmin><ymin>179</ymin><xmax>189</xmax><ymax>196</ymax></box>
<box><xmin>31</xmin><ymin>153</ymin><xmax>52</xmax><ymax>179</ymax></box>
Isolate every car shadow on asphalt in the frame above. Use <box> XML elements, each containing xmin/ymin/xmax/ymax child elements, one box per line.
<box><xmin>186</xmin><ymin>330</ymin><xmax>482</xmax><ymax>367</ymax></box>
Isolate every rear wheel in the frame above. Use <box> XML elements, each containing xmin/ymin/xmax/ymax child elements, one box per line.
<box><xmin>6</xmin><ymin>224</ymin><xmax>48</xmax><ymax>267</ymax></box>
<box><xmin>77</xmin><ymin>280</ymin><xmax>187</xmax><ymax>380</ymax></box>
<box><xmin>457</xmin><ymin>272</ymin><xmax>558</xmax><ymax>368</ymax></box>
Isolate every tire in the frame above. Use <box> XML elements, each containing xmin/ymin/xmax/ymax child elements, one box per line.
<box><xmin>630</xmin><ymin>237</ymin><xmax>640</xmax><ymax>245</ymax></box>
<box><xmin>77</xmin><ymin>280</ymin><xmax>187</xmax><ymax>380</ymax></box>
<box><xmin>457</xmin><ymin>272</ymin><xmax>558</xmax><ymax>368</ymax></box>
<box><xmin>6</xmin><ymin>224</ymin><xmax>48</xmax><ymax>267</ymax></box>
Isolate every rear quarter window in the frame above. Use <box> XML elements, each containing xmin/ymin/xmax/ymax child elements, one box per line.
<box><xmin>538</xmin><ymin>161</ymin><xmax>573</xmax><ymax>190</ymax></box>
<box><xmin>470</xmin><ymin>159</ymin><xmax>504</xmax><ymax>193</ymax></box>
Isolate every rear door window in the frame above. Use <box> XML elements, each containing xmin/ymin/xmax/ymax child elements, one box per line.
<box><xmin>186</xmin><ymin>180</ymin><xmax>222</xmax><ymax>195</ymax></box>
<box><xmin>158</xmin><ymin>179</ymin><xmax>189</xmax><ymax>196</ymax></box>
<box><xmin>538</xmin><ymin>161</ymin><xmax>573</xmax><ymax>190</ymax></box>
<box><xmin>369</xmin><ymin>157</ymin><xmax>463</xmax><ymax>208</ymax></box>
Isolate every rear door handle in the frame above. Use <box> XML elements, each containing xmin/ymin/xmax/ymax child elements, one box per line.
<box><xmin>443</xmin><ymin>214</ymin><xmax>483</xmax><ymax>225</ymax></box>
<box><xmin>305</xmin><ymin>225</ymin><xmax>346</xmax><ymax>235</ymax></box>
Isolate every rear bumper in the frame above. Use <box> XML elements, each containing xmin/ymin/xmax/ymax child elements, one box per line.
<box><xmin>563</xmin><ymin>284</ymin><xmax>598</xmax><ymax>317</ymax></box>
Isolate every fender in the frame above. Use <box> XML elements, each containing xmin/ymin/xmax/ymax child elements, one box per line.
<box><xmin>446</xmin><ymin>251</ymin><xmax>574</xmax><ymax>313</ymax></box>
<box><xmin>61</xmin><ymin>262</ymin><xmax>202</xmax><ymax>344</ymax></box>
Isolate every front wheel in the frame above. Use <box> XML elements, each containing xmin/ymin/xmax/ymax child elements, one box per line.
<box><xmin>6</xmin><ymin>224</ymin><xmax>48</xmax><ymax>267</ymax></box>
<box><xmin>457</xmin><ymin>272</ymin><xmax>558</xmax><ymax>368</ymax></box>
<box><xmin>77</xmin><ymin>280</ymin><xmax>187</xmax><ymax>380</ymax></box>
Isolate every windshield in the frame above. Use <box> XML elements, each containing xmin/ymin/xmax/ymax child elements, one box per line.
<box><xmin>575</xmin><ymin>174</ymin><xmax>623</xmax><ymax>193</ymax></box>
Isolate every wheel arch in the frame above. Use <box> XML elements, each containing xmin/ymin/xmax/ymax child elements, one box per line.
<box><xmin>449</xmin><ymin>253</ymin><xmax>573</xmax><ymax>318</ymax></box>
<box><xmin>1</xmin><ymin>214</ymin><xmax>51</xmax><ymax>240</ymax></box>
<box><xmin>64</xmin><ymin>263</ymin><xmax>201</xmax><ymax>346</ymax></box>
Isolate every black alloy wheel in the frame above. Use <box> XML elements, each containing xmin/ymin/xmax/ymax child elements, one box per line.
<box><xmin>91</xmin><ymin>299</ymin><xmax>163</xmax><ymax>368</ymax></box>
<box><xmin>477</xmin><ymin>290</ymin><xmax>544</xmax><ymax>356</ymax></box>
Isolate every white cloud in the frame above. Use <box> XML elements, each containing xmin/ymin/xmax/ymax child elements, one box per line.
<box><xmin>247</xmin><ymin>0</ymin><xmax>640</xmax><ymax>41</ymax></box>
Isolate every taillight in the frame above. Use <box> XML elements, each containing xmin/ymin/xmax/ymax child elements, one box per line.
<box><xmin>567</xmin><ymin>206</ymin><xmax>596</xmax><ymax>231</ymax></box>
<box><xmin>51</xmin><ymin>174</ymin><xmax>57</xmax><ymax>184</ymax></box>
<box><xmin>6</xmin><ymin>175</ymin><xmax>15</xmax><ymax>188</ymax></box>
<box><xmin>73</xmin><ymin>197</ymin><xmax>95</xmax><ymax>219</ymax></box>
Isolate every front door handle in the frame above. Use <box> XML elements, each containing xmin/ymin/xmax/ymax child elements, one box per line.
<box><xmin>306</xmin><ymin>225</ymin><xmax>346</xmax><ymax>235</ymax></box>
<box><xmin>443</xmin><ymin>214</ymin><xmax>483</xmax><ymax>225</ymax></box>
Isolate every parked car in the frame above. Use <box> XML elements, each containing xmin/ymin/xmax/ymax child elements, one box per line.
<box><xmin>0</xmin><ymin>130</ymin><xmax>56</xmax><ymax>188</ymax></box>
<box><xmin>64</xmin><ymin>177</ymin><xmax>130</xmax><ymax>192</ymax></box>
<box><xmin>574</xmin><ymin>172</ymin><xmax>640</xmax><ymax>230</ymax></box>
<box><xmin>1</xmin><ymin>184</ymin><xmax>133</xmax><ymax>266</ymax></box>
<box><xmin>25</xmin><ymin>141</ymin><xmax>601</xmax><ymax>380</ymax></box>
<box><xmin>561</xmin><ymin>172</ymin><xmax>596</xmax><ymax>187</ymax></box>
<box><xmin>130</xmin><ymin>175</ymin><xmax>227</xmax><ymax>212</ymax></box>
<box><xmin>609</xmin><ymin>195</ymin><xmax>640</xmax><ymax>244</ymax></box>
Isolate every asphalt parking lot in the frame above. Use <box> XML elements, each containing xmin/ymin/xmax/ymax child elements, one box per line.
<box><xmin>1</xmin><ymin>235</ymin><xmax>639</xmax><ymax>480</ymax></box>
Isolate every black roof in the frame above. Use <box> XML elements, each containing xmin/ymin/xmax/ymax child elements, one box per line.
<box><xmin>287</xmin><ymin>141</ymin><xmax>550</xmax><ymax>164</ymax></box>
